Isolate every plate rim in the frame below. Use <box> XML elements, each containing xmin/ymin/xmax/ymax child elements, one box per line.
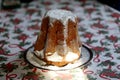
<box><xmin>24</xmin><ymin>44</ymin><xmax>93</xmax><ymax>71</ymax></box>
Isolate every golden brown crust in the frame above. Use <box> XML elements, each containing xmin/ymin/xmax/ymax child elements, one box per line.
<box><xmin>44</xmin><ymin>20</ymin><xmax>57</xmax><ymax>55</ymax></box>
<box><xmin>67</xmin><ymin>19</ymin><xmax>81</xmax><ymax>55</ymax></box>
<box><xmin>34</xmin><ymin>17</ymin><xmax>49</xmax><ymax>51</ymax></box>
<box><xmin>55</xmin><ymin>20</ymin><xmax>65</xmax><ymax>56</ymax></box>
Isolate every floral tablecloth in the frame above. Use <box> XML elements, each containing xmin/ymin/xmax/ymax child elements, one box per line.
<box><xmin>0</xmin><ymin>0</ymin><xmax>120</xmax><ymax>80</ymax></box>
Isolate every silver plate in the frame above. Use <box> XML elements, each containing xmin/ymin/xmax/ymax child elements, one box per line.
<box><xmin>25</xmin><ymin>44</ymin><xmax>93</xmax><ymax>70</ymax></box>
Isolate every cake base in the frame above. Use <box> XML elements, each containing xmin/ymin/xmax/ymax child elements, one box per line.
<box><xmin>25</xmin><ymin>44</ymin><xmax>93</xmax><ymax>70</ymax></box>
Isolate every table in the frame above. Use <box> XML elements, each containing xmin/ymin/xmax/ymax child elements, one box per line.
<box><xmin>0</xmin><ymin>0</ymin><xmax>120</xmax><ymax>80</ymax></box>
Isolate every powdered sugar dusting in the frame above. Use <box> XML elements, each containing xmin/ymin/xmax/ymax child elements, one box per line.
<box><xmin>45</xmin><ymin>9</ymin><xmax>76</xmax><ymax>26</ymax></box>
<box><xmin>46</xmin><ymin>52</ymin><xmax>63</xmax><ymax>62</ymax></box>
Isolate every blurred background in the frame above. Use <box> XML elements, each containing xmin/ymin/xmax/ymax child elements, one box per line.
<box><xmin>1</xmin><ymin>0</ymin><xmax>120</xmax><ymax>11</ymax></box>
<box><xmin>97</xmin><ymin>0</ymin><xmax>120</xmax><ymax>11</ymax></box>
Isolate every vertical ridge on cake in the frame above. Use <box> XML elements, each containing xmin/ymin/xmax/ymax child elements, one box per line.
<box><xmin>44</xmin><ymin>20</ymin><xmax>57</xmax><ymax>56</ymax></box>
<box><xmin>34</xmin><ymin>17</ymin><xmax>49</xmax><ymax>51</ymax></box>
<box><xmin>67</xmin><ymin>20</ymin><xmax>80</xmax><ymax>55</ymax></box>
<box><xmin>34</xmin><ymin>9</ymin><xmax>82</xmax><ymax>67</ymax></box>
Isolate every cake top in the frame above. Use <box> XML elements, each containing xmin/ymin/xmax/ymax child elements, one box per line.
<box><xmin>45</xmin><ymin>9</ymin><xmax>76</xmax><ymax>26</ymax></box>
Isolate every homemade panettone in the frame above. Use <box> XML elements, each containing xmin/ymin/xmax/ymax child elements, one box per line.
<box><xmin>34</xmin><ymin>9</ymin><xmax>82</xmax><ymax>67</ymax></box>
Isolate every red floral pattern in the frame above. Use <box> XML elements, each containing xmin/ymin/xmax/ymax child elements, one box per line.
<box><xmin>0</xmin><ymin>0</ymin><xmax>120</xmax><ymax>80</ymax></box>
<box><xmin>111</xmin><ymin>12</ymin><xmax>120</xmax><ymax>18</ymax></box>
